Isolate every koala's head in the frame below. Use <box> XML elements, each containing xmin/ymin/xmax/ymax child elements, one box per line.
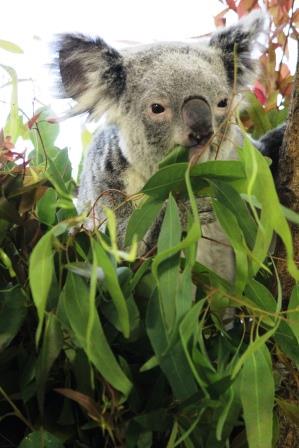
<box><xmin>56</xmin><ymin>11</ymin><xmax>265</xmax><ymax>168</ymax></box>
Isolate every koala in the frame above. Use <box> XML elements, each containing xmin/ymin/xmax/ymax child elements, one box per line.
<box><xmin>55</xmin><ymin>11</ymin><xmax>282</xmax><ymax>282</ymax></box>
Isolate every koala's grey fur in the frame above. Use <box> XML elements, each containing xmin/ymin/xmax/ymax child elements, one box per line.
<box><xmin>55</xmin><ymin>11</ymin><xmax>275</xmax><ymax>282</ymax></box>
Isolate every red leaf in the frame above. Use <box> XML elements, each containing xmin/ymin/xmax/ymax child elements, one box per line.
<box><xmin>237</xmin><ymin>0</ymin><xmax>259</xmax><ymax>17</ymax></box>
<box><xmin>46</xmin><ymin>116</ymin><xmax>59</xmax><ymax>124</ymax></box>
<box><xmin>55</xmin><ymin>388</ymin><xmax>102</xmax><ymax>422</ymax></box>
<box><xmin>3</xmin><ymin>136</ymin><xmax>15</xmax><ymax>151</ymax></box>
<box><xmin>214</xmin><ymin>8</ymin><xmax>229</xmax><ymax>28</ymax></box>
<box><xmin>293</xmin><ymin>8</ymin><xmax>299</xmax><ymax>27</ymax></box>
<box><xmin>279</xmin><ymin>63</ymin><xmax>291</xmax><ymax>81</ymax></box>
<box><xmin>27</xmin><ymin>112</ymin><xmax>41</xmax><ymax>130</ymax></box>
<box><xmin>226</xmin><ymin>0</ymin><xmax>237</xmax><ymax>12</ymax></box>
<box><xmin>253</xmin><ymin>81</ymin><xmax>267</xmax><ymax>105</ymax></box>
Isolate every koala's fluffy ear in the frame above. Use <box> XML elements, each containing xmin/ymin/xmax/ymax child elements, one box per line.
<box><xmin>55</xmin><ymin>34</ymin><xmax>126</xmax><ymax>117</ymax></box>
<box><xmin>209</xmin><ymin>10</ymin><xmax>266</xmax><ymax>88</ymax></box>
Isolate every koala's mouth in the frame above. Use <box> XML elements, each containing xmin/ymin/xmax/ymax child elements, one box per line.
<box><xmin>188</xmin><ymin>141</ymin><xmax>211</xmax><ymax>164</ymax></box>
<box><xmin>187</xmin><ymin>129</ymin><xmax>214</xmax><ymax>164</ymax></box>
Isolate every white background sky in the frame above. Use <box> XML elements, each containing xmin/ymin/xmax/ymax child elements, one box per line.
<box><xmin>0</xmin><ymin>0</ymin><xmax>297</xmax><ymax>176</ymax></box>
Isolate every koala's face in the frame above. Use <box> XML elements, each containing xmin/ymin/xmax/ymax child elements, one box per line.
<box><xmin>122</xmin><ymin>46</ymin><xmax>231</xmax><ymax>154</ymax></box>
<box><xmin>56</xmin><ymin>11</ymin><xmax>265</xmax><ymax>164</ymax></box>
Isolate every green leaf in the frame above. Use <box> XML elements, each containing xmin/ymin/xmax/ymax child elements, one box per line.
<box><xmin>142</xmin><ymin>163</ymin><xmax>188</xmax><ymax>198</ymax></box>
<box><xmin>0</xmin><ymin>39</ymin><xmax>23</xmax><ymax>53</ymax></box>
<box><xmin>134</xmin><ymin>409</ymin><xmax>170</xmax><ymax>432</ymax></box>
<box><xmin>140</xmin><ymin>356</ymin><xmax>159</xmax><ymax>372</ymax></box>
<box><xmin>244</xmin><ymin>92</ymin><xmax>272</xmax><ymax>139</ymax></box>
<box><xmin>216</xmin><ymin>388</ymin><xmax>235</xmax><ymax>441</ymax></box>
<box><xmin>66</xmin><ymin>262</ymin><xmax>105</xmax><ymax>280</ymax></box>
<box><xmin>130</xmin><ymin>258</ymin><xmax>151</xmax><ymax>290</ymax></box>
<box><xmin>146</xmin><ymin>289</ymin><xmax>198</xmax><ymax>400</ymax></box>
<box><xmin>36</xmin><ymin>313</ymin><xmax>63</xmax><ymax>411</ymax></box>
<box><xmin>1</xmin><ymin>64</ymin><xmax>18</xmax><ymax>141</ymax></box>
<box><xmin>159</xmin><ymin>145</ymin><xmax>189</xmax><ymax>168</ymax></box>
<box><xmin>190</xmin><ymin>160</ymin><xmax>245</xmax><ymax>180</ymax></box>
<box><xmin>93</xmin><ymin>239</ymin><xmax>130</xmax><ymax>338</ymax></box>
<box><xmin>175</xmin><ymin>261</ymin><xmax>194</xmax><ymax>321</ymax></box>
<box><xmin>0</xmin><ymin>248</ymin><xmax>16</xmax><ymax>277</ymax></box>
<box><xmin>0</xmin><ymin>287</ymin><xmax>27</xmax><ymax>350</ymax></box>
<box><xmin>210</xmin><ymin>180</ymin><xmax>256</xmax><ymax>248</ymax></box>
<box><xmin>245</xmin><ymin>279</ymin><xmax>276</xmax><ymax>313</ymax></box>
<box><xmin>244</xmin><ymin>279</ymin><xmax>276</xmax><ymax>326</ymax></box>
<box><xmin>36</xmin><ymin>188</ymin><xmax>58</xmax><ymax>225</ymax></box>
<box><xmin>288</xmin><ymin>283</ymin><xmax>299</xmax><ymax>343</ymax></box>
<box><xmin>232</xmin><ymin>322</ymin><xmax>279</xmax><ymax>380</ymax></box>
<box><xmin>125</xmin><ymin>197</ymin><xmax>164</xmax><ymax>246</ymax></box>
<box><xmin>239</xmin><ymin>138</ymin><xmax>299</xmax><ymax>280</ymax></box>
<box><xmin>141</xmin><ymin>160</ymin><xmax>245</xmax><ymax>199</ymax></box>
<box><xmin>0</xmin><ymin>197</ymin><xmax>22</xmax><ymax>224</ymax></box>
<box><xmin>173</xmin><ymin>409</ymin><xmax>204</xmax><ymax>447</ymax></box>
<box><xmin>240</xmin><ymin>344</ymin><xmax>274</xmax><ymax>448</ymax></box>
<box><xmin>179</xmin><ymin>300</ymin><xmax>209</xmax><ymax>393</ymax></box>
<box><xmin>18</xmin><ymin>430</ymin><xmax>64</xmax><ymax>448</ymax></box>
<box><xmin>46</xmin><ymin>154</ymin><xmax>73</xmax><ymax>200</ymax></box>
<box><xmin>166</xmin><ymin>421</ymin><xmax>179</xmax><ymax>448</ymax></box>
<box><xmin>60</xmin><ymin>273</ymin><xmax>132</xmax><ymax>396</ymax></box>
<box><xmin>151</xmin><ymin>166</ymin><xmax>201</xmax><ymax>285</ymax></box>
<box><xmin>274</xmin><ymin>321</ymin><xmax>299</xmax><ymax>368</ymax></box>
<box><xmin>29</xmin><ymin>107</ymin><xmax>59</xmax><ymax>162</ymax></box>
<box><xmin>29</xmin><ymin>230</ymin><xmax>54</xmax><ymax>345</ymax></box>
<box><xmin>282</xmin><ymin>205</ymin><xmax>299</xmax><ymax>225</ymax></box>
<box><xmin>267</xmin><ymin>107</ymin><xmax>288</xmax><ymax>129</ymax></box>
<box><xmin>53</xmin><ymin>148</ymin><xmax>73</xmax><ymax>183</ymax></box>
<box><xmin>213</xmin><ymin>200</ymin><xmax>248</xmax><ymax>293</ymax></box>
<box><xmin>157</xmin><ymin>194</ymin><xmax>181</xmax><ymax>253</ymax></box>
<box><xmin>156</xmin><ymin>194</ymin><xmax>181</xmax><ymax>333</ymax></box>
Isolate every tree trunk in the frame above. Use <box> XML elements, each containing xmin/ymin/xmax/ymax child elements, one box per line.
<box><xmin>275</xmin><ymin>43</ymin><xmax>299</xmax><ymax>299</ymax></box>
<box><xmin>275</xmin><ymin>42</ymin><xmax>299</xmax><ymax>448</ymax></box>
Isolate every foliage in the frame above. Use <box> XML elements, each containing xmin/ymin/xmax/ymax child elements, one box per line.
<box><xmin>217</xmin><ymin>0</ymin><xmax>298</xmax><ymax>136</ymax></box>
<box><xmin>1</xmin><ymin>15</ymin><xmax>299</xmax><ymax>448</ymax></box>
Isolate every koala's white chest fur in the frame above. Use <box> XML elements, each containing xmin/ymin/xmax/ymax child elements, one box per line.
<box><xmin>197</xmin><ymin>222</ymin><xmax>234</xmax><ymax>282</ymax></box>
<box><xmin>123</xmin><ymin>166</ymin><xmax>148</xmax><ymax>197</ymax></box>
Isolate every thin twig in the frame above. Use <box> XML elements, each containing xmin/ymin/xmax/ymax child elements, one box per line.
<box><xmin>0</xmin><ymin>386</ymin><xmax>34</xmax><ymax>431</ymax></box>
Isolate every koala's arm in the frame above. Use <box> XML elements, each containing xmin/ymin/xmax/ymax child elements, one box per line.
<box><xmin>78</xmin><ymin>126</ymin><xmax>133</xmax><ymax>235</ymax></box>
<box><xmin>254</xmin><ymin>123</ymin><xmax>286</xmax><ymax>178</ymax></box>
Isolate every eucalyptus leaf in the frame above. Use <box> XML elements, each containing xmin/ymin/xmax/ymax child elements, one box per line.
<box><xmin>92</xmin><ymin>239</ymin><xmax>130</xmax><ymax>338</ymax></box>
<box><xmin>146</xmin><ymin>289</ymin><xmax>198</xmax><ymax>400</ymax></box>
<box><xmin>18</xmin><ymin>430</ymin><xmax>64</xmax><ymax>448</ymax></box>
<box><xmin>0</xmin><ymin>39</ymin><xmax>23</xmax><ymax>53</ymax></box>
<box><xmin>125</xmin><ymin>196</ymin><xmax>164</xmax><ymax>246</ymax></box>
<box><xmin>156</xmin><ymin>194</ymin><xmax>181</xmax><ymax>333</ymax></box>
<box><xmin>240</xmin><ymin>344</ymin><xmax>274</xmax><ymax>448</ymax></box>
<box><xmin>0</xmin><ymin>288</ymin><xmax>27</xmax><ymax>350</ymax></box>
<box><xmin>60</xmin><ymin>273</ymin><xmax>132</xmax><ymax>396</ymax></box>
<box><xmin>36</xmin><ymin>188</ymin><xmax>57</xmax><ymax>225</ymax></box>
<box><xmin>29</xmin><ymin>107</ymin><xmax>59</xmax><ymax>162</ymax></box>
<box><xmin>29</xmin><ymin>230</ymin><xmax>54</xmax><ymax>345</ymax></box>
<box><xmin>239</xmin><ymin>138</ymin><xmax>299</xmax><ymax>280</ymax></box>
<box><xmin>213</xmin><ymin>200</ymin><xmax>248</xmax><ymax>293</ymax></box>
<box><xmin>142</xmin><ymin>163</ymin><xmax>188</xmax><ymax>198</ymax></box>
<box><xmin>36</xmin><ymin>313</ymin><xmax>63</xmax><ymax>411</ymax></box>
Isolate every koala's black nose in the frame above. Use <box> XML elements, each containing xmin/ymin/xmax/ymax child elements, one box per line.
<box><xmin>182</xmin><ymin>97</ymin><xmax>214</xmax><ymax>146</ymax></box>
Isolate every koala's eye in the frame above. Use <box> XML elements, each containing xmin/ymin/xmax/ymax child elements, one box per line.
<box><xmin>217</xmin><ymin>98</ymin><xmax>228</xmax><ymax>108</ymax></box>
<box><xmin>151</xmin><ymin>103</ymin><xmax>165</xmax><ymax>114</ymax></box>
